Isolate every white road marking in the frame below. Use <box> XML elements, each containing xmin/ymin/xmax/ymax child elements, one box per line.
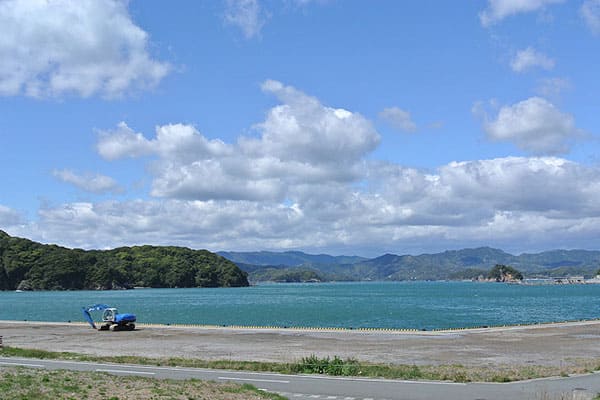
<box><xmin>0</xmin><ymin>361</ymin><xmax>44</xmax><ymax>368</ymax></box>
<box><xmin>0</xmin><ymin>357</ymin><xmax>469</xmax><ymax>386</ymax></box>
<box><xmin>95</xmin><ymin>369</ymin><xmax>155</xmax><ymax>375</ymax></box>
<box><xmin>301</xmin><ymin>374</ymin><xmax>468</xmax><ymax>385</ymax></box>
<box><xmin>217</xmin><ymin>376</ymin><xmax>290</xmax><ymax>384</ymax></box>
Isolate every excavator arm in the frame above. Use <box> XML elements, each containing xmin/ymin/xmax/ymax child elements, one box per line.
<box><xmin>82</xmin><ymin>304</ymin><xmax>110</xmax><ymax>329</ymax></box>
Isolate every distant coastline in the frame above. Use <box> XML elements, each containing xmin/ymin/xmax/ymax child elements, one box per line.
<box><xmin>3</xmin><ymin>228</ymin><xmax>600</xmax><ymax>289</ymax></box>
<box><xmin>229</xmin><ymin>249</ymin><xmax>600</xmax><ymax>283</ymax></box>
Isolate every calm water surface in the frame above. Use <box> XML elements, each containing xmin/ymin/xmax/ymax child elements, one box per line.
<box><xmin>2</xmin><ymin>282</ymin><xmax>600</xmax><ymax>330</ymax></box>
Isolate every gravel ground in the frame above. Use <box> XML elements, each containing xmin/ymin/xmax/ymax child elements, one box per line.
<box><xmin>2</xmin><ymin>320</ymin><xmax>600</xmax><ymax>368</ymax></box>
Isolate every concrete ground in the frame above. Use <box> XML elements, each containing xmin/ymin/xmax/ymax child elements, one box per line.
<box><xmin>1</xmin><ymin>320</ymin><xmax>600</xmax><ymax>368</ymax></box>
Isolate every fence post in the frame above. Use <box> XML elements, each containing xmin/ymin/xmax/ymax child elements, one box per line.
<box><xmin>0</xmin><ymin>335</ymin><xmax>3</xmax><ymax>349</ymax></box>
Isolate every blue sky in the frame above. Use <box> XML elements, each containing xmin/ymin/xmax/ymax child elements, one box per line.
<box><xmin>1</xmin><ymin>0</ymin><xmax>599</xmax><ymax>256</ymax></box>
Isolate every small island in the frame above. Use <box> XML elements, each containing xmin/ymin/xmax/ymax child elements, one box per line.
<box><xmin>485</xmin><ymin>264</ymin><xmax>524</xmax><ymax>283</ymax></box>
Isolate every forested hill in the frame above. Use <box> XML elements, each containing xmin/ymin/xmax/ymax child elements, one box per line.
<box><xmin>217</xmin><ymin>250</ymin><xmax>366</xmax><ymax>267</ymax></box>
<box><xmin>226</xmin><ymin>247</ymin><xmax>600</xmax><ymax>281</ymax></box>
<box><xmin>0</xmin><ymin>230</ymin><xmax>248</xmax><ymax>291</ymax></box>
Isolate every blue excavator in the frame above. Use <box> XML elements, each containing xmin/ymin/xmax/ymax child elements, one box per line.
<box><xmin>82</xmin><ymin>304</ymin><xmax>136</xmax><ymax>331</ymax></box>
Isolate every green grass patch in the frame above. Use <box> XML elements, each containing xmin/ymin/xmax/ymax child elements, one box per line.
<box><xmin>223</xmin><ymin>383</ymin><xmax>288</xmax><ymax>400</ymax></box>
<box><xmin>0</xmin><ymin>367</ymin><xmax>283</xmax><ymax>400</ymax></box>
<box><xmin>2</xmin><ymin>346</ymin><xmax>598</xmax><ymax>383</ymax></box>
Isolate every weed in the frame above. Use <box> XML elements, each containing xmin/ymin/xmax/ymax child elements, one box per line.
<box><xmin>3</xmin><ymin>345</ymin><xmax>600</xmax><ymax>383</ymax></box>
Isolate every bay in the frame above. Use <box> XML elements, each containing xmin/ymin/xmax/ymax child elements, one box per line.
<box><xmin>1</xmin><ymin>281</ymin><xmax>600</xmax><ymax>330</ymax></box>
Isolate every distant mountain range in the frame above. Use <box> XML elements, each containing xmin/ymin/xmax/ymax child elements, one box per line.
<box><xmin>218</xmin><ymin>247</ymin><xmax>600</xmax><ymax>282</ymax></box>
<box><xmin>217</xmin><ymin>251</ymin><xmax>366</xmax><ymax>268</ymax></box>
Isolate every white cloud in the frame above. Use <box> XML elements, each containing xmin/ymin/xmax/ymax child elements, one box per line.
<box><xmin>97</xmin><ymin>122</ymin><xmax>155</xmax><ymax>160</ymax></box>
<box><xmin>510</xmin><ymin>47</ymin><xmax>555</xmax><ymax>72</ymax></box>
<box><xmin>23</xmin><ymin>199</ymin><xmax>309</xmax><ymax>251</ymax></box>
<box><xmin>255</xmin><ymin>80</ymin><xmax>379</xmax><ymax>164</ymax></box>
<box><xmin>2</xmin><ymin>69</ymin><xmax>596</xmax><ymax>255</ymax></box>
<box><xmin>379</xmin><ymin>107</ymin><xmax>417</xmax><ymax>133</ymax></box>
<box><xmin>479</xmin><ymin>0</ymin><xmax>565</xmax><ymax>26</ymax></box>
<box><xmin>53</xmin><ymin>169</ymin><xmax>122</xmax><ymax>194</ymax></box>
<box><xmin>14</xmin><ymin>156</ymin><xmax>600</xmax><ymax>255</ymax></box>
<box><xmin>480</xmin><ymin>97</ymin><xmax>582</xmax><ymax>155</ymax></box>
<box><xmin>224</xmin><ymin>0</ymin><xmax>269</xmax><ymax>39</ymax></box>
<box><xmin>98</xmin><ymin>80</ymin><xmax>380</xmax><ymax>201</ymax></box>
<box><xmin>436</xmin><ymin>157</ymin><xmax>600</xmax><ymax>217</ymax></box>
<box><xmin>365</xmin><ymin>157</ymin><xmax>600</xmax><ymax>230</ymax></box>
<box><xmin>81</xmin><ymin>83</ymin><xmax>600</xmax><ymax>253</ymax></box>
<box><xmin>0</xmin><ymin>0</ymin><xmax>170</xmax><ymax>98</ymax></box>
<box><xmin>98</xmin><ymin>122</ymin><xmax>231</xmax><ymax>162</ymax></box>
<box><xmin>0</xmin><ymin>204</ymin><xmax>23</xmax><ymax>227</ymax></box>
<box><xmin>581</xmin><ymin>0</ymin><xmax>600</xmax><ymax>35</ymax></box>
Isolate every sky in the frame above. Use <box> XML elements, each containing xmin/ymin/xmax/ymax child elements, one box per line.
<box><xmin>0</xmin><ymin>0</ymin><xmax>599</xmax><ymax>257</ymax></box>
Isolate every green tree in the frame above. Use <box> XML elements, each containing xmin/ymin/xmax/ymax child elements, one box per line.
<box><xmin>488</xmin><ymin>264</ymin><xmax>523</xmax><ymax>281</ymax></box>
<box><xmin>0</xmin><ymin>230</ymin><xmax>249</xmax><ymax>290</ymax></box>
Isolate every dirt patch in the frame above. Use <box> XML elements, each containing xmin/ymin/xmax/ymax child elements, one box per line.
<box><xmin>2</xmin><ymin>320</ymin><xmax>600</xmax><ymax>368</ymax></box>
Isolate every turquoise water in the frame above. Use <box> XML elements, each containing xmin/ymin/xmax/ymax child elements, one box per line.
<box><xmin>1</xmin><ymin>282</ymin><xmax>600</xmax><ymax>330</ymax></box>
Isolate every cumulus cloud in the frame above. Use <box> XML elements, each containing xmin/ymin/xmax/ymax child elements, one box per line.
<box><xmin>3</xmin><ymin>73</ymin><xmax>596</xmax><ymax>255</ymax></box>
<box><xmin>437</xmin><ymin>157</ymin><xmax>600</xmax><ymax>216</ymax></box>
<box><xmin>255</xmin><ymin>80</ymin><xmax>379</xmax><ymax>164</ymax></box>
<box><xmin>97</xmin><ymin>80</ymin><xmax>380</xmax><ymax>201</ymax></box>
<box><xmin>224</xmin><ymin>0</ymin><xmax>269</xmax><ymax>39</ymax></box>
<box><xmin>510</xmin><ymin>47</ymin><xmax>555</xmax><ymax>72</ymax></box>
<box><xmin>97</xmin><ymin>122</ymin><xmax>155</xmax><ymax>160</ymax></box>
<box><xmin>366</xmin><ymin>157</ymin><xmax>600</xmax><ymax>230</ymax></box>
<box><xmin>379</xmin><ymin>107</ymin><xmax>417</xmax><ymax>133</ymax></box>
<box><xmin>581</xmin><ymin>0</ymin><xmax>600</xmax><ymax>35</ymax></box>
<box><xmin>480</xmin><ymin>97</ymin><xmax>582</xmax><ymax>155</ymax></box>
<box><xmin>80</xmin><ymin>83</ymin><xmax>600</xmax><ymax>253</ymax></box>
<box><xmin>21</xmin><ymin>199</ymin><xmax>309</xmax><ymax>250</ymax></box>
<box><xmin>15</xmin><ymin>156</ymin><xmax>600</xmax><ymax>255</ymax></box>
<box><xmin>53</xmin><ymin>169</ymin><xmax>122</xmax><ymax>194</ymax></box>
<box><xmin>98</xmin><ymin>122</ymin><xmax>231</xmax><ymax>162</ymax></box>
<box><xmin>479</xmin><ymin>0</ymin><xmax>565</xmax><ymax>26</ymax></box>
<box><xmin>0</xmin><ymin>0</ymin><xmax>170</xmax><ymax>98</ymax></box>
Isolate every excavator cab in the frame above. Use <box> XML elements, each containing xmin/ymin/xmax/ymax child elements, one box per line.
<box><xmin>102</xmin><ymin>308</ymin><xmax>117</xmax><ymax>322</ymax></box>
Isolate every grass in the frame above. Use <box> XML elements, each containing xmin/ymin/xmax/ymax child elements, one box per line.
<box><xmin>0</xmin><ymin>367</ymin><xmax>287</xmax><ymax>400</ymax></box>
<box><xmin>2</xmin><ymin>346</ymin><xmax>600</xmax><ymax>383</ymax></box>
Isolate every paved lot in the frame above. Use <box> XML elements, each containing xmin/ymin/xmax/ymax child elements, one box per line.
<box><xmin>2</xmin><ymin>320</ymin><xmax>600</xmax><ymax>368</ymax></box>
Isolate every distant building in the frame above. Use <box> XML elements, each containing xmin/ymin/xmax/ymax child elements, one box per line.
<box><xmin>553</xmin><ymin>276</ymin><xmax>586</xmax><ymax>284</ymax></box>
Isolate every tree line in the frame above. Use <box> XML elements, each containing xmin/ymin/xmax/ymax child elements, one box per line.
<box><xmin>0</xmin><ymin>230</ymin><xmax>248</xmax><ymax>291</ymax></box>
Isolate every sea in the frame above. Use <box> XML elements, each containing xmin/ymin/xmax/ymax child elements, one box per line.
<box><xmin>1</xmin><ymin>281</ymin><xmax>600</xmax><ymax>330</ymax></box>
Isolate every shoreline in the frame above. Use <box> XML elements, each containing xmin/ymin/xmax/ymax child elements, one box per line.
<box><xmin>2</xmin><ymin>317</ymin><xmax>600</xmax><ymax>334</ymax></box>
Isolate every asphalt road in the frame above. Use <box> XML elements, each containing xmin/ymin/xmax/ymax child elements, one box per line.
<box><xmin>1</xmin><ymin>356</ymin><xmax>599</xmax><ymax>400</ymax></box>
